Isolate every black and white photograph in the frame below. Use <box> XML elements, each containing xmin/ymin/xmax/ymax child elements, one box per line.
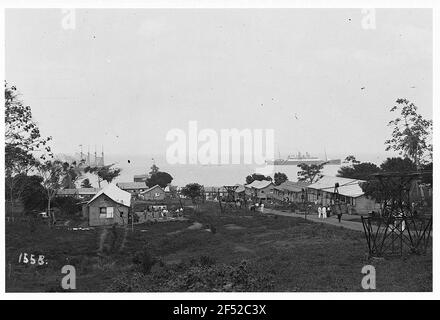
<box><xmin>1</xmin><ymin>1</ymin><xmax>438</xmax><ymax>301</ymax></box>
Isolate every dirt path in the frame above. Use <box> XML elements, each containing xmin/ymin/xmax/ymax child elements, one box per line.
<box><xmin>264</xmin><ymin>208</ymin><xmax>366</xmax><ymax>232</ymax></box>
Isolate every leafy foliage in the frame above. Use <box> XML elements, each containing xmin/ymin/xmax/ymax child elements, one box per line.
<box><xmin>297</xmin><ymin>163</ymin><xmax>324</xmax><ymax>183</ymax></box>
<box><xmin>81</xmin><ymin>178</ymin><xmax>93</xmax><ymax>188</ymax></box>
<box><xmin>16</xmin><ymin>175</ymin><xmax>46</xmax><ymax>212</ymax></box>
<box><xmin>146</xmin><ymin>171</ymin><xmax>173</xmax><ymax>188</ymax></box>
<box><xmin>361</xmin><ymin>157</ymin><xmax>417</xmax><ymax>206</ymax></box>
<box><xmin>149</xmin><ymin>164</ymin><xmax>159</xmax><ymax>175</ymax></box>
<box><xmin>337</xmin><ymin>162</ymin><xmax>380</xmax><ymax>180</ymax></box>
<box><xmin>37</xmin><ymin>160</ymin><xmax>66</xmax><ymax>223</ymax></box>
<box><xmin>132</xmin><ymin>246</ymin><xmax>157</xmax><ymax>275</ymax></box>
<box><xmin>181</xmin><ymin>183</ymin><xmax>204</xmax><ymax>204</ymax></box>
<box><xmin>61</xmin><ymin>161</ymin><xmax>84</xmax><ymax>188</ymax></box>
<box><xmin>107</xmin><ymin>258</ymin><xmax>275</xmax><ymax>292</ymax></box>
<box><xmin>245</xmin><ymin>173</ymin><xmax>272</xmax><ymax>185</ymax></box>
<box><xmin>5</xmin><ymin>83</ymin><xmax>52</xmax><ymax>160</ymax></box>
<box><xmin>5</xmin><ymin>147</ymin><xmax>37</xmax><ymax>215</ymax></box>
<box><xmin>85</xmin><ymin>164</ymin><xmax>121</xmax><ymax>187</ymax></box>
<box><xmin>344</xmin><ymin>155</ymin><xmax>360</xmax><ymax>164</ymax></box>
<box><xmin>4</xmin><ymin>83</ymin><xmax>52</xmax><ymax>217</ymax></box>
<box><xmin>385</xmin><ymin>99</ymin><xmax>432</xmax><ymax>166</ymax></box>
<box><xmin>52</xmin><ymin>196</ymin><xmax>81</xmax><ymax>216</ymax></box>
<box><xmin>273</xmin><ymin>172</ymin><xmax>288</xmax><ymax>186</ymax></box>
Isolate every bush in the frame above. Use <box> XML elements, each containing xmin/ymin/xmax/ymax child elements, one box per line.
<box><xmin>106</xmin><ymin>258</ymin><xmax>275</xmax><ymax>292</ymax></box>
<box><xmin>53</xmin><ymin>196</ymin><xmax>81</xmax><ymax>216</ymax></box>
<box><xmin>132</xmin><ymin>246</ymin><xmax>156</xmax><ymax>274</ymax></box>
<box><xmin>106</xmin><ymin>272</ymin><xmax>147</xmax><ymax>292</ymax></box>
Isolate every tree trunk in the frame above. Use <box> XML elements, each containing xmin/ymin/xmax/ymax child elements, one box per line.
<box><xmin>9</xmin><ymin>186</ymin><xmax>14</xmax><ymax>222</ymax></box>
<box><xmin>47</xmin><ymin>194</ymin><xmax>56</xmax><ymax>227</ymax></box>
<box><xmin>47</xmin><ymin>198</ymin><xmax>51</xmax><ymax>227</ymax></box>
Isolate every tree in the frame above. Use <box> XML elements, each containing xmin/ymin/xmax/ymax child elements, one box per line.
<box><xmin>385</xmin><ymin>99</ymin><xmax>433</xmax><ymax>167</ymax></box>
<box><xmin>61</xmin><ymin>160</ymin><xmax>84</xmax><ymax>188</ymax></box>
<box><xmin>379</xmin><ymin>157</ymin><xmax>417</xmax><ymax>173</ymax></box>
<box><xmin>5</xmin><ymin>83</ymin><xmax>51</xmax><ymax>219</ymax></box>
<box><xmin>245</xmin><ymin>173</ymin><xmax>272</xmax><ymax>185</ymax></box>
<box><xmin>149</xmin><ymin>164</ymin><xmax>159</xmax><ymax>175</ymax></box>
<box><xmin>361</xmin><ymin>157</ymin><xmax>418</xmax><ymax>214</ymax></box>
<box><xmin>20</xmin><ymin>175</ymin><xmax>47</xmax><ymax>212</ymax></box>
<box><xmin>297</xmin><ymin>163</ymin><xmax>324</xmax><ymax>183</ymax></box>
<box><xmin>274</xmin><ymin>172</ymin><xmax>288</xmax><ymax>186</ymax></box>
<box><xmin>37</xmin><ymin>160</ymin><xmax>65</xmax><ymax>225</ymax></box>
<box><xmin>146</xmin><ymin>171</ymin><xmax>173</xmax><ymax>188</ymax></box>
<box><xmin>344</xmin><ymin>155</ymin><xmax>360</xmax><ymax>164</ymax></box>
<box><xmin>4</xmin><ymin>146</ymin><xmax>37</xmax><ymax>218</ymax></box>
<box><xmin>5</xmin><ymin>83</ymin><xmax>52</xmax><ymax>159</ymax></box>
<box><xmin>420</xmin><ymin>162</ymin><xmax>433</xmax><ymax>187</ymax></box>
<box><xmin>181</xmin><ymin>183</ymin><xmax>204</xmax><ymax>212</ymax></box>
<box><xmin>337</xmin><ymin>162</ymin><xmax>380</xmax><ymax>180</ymax></box>
<box><xmin>85</xmin><ymin>164</ymin><xmax>121</xmax><ymax>188</ymax></box>
<box><xmin>81</xmin><ymin>178</ymin><xmax>93</xmax><ymax>188</ymax></box>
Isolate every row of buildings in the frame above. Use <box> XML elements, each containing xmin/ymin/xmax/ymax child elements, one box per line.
<box><xmin>57</xmin><ymin>183</ymin><xmax>167</xmax><ymax>201</ymax></box>
<box><xmin>216</xmin><ymin>175</ymin><xmax>380</xmax><ymax>215</ymax></box>
<box><xmin>57</xmin><ymin>174</ymin><xmax>380</xmax><ymax>226</ymax></box>
<box><xmin>81</xmin><ymin>183</ymin><xmax>170</xmax><ymax>226</ymax></box>
<box><xmin>57</xmin><ymin>179</ymin><xmax>170</xmax><ymax>226</ymax></box>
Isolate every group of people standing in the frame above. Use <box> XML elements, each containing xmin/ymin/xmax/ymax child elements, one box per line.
<box><xmin>317</xmin><ymin>205</ymin><xmax>331</xmax><ymax>219</ymax></box>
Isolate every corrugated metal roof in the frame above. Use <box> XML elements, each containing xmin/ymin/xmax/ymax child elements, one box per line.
<box><xmin>56</xmin><ymin>189</ymin><xmax>77</xmax><ymax>195</ymax></box>
<box><xmin>274</xmin><ymin>180</ymin><xmax>310</xmax><ymax>193</ymax></box>
<box><xmin>77</xmin><ymin>188</ymin><xmax>101</xmax><ymax>195</ymax></box>
<box><xmin>141</xmin><ymin>184</ymin><xmax>164</xmax><ymax>194</ymax></box>
<box><xmin>245</xmin><ymin>180</ymin><xmax>274</xmax><ymax>189</ymax></box>
<box><xmin>88</xmin><ymin>183</ymin><xmax>131</xmax><ymax>207</ymax></box>
<box><xmin>134</xmin><ymin>174</ymin><xmax>148</xmax><ymax>180</ymax></box>
<box><xmin>57</xmin><ymin>188</ymin><xmax>101</xmax><ymax>196</ymax></box>
<box><xmin>235</xmin><ymin>184</ymin><xmax>246</xmax><ymax>193</ymax></box>
<box><xmin>204</xmin><ymin>186</ymin><xmax>227</xmax><ymax>192</ymax></box>
<box><xmin>116</xmin><ymin>182</ymin><xmax>147</xmax><ymax>190</ymax></box>
<box><xmin>307</xmin><ymin>176</ymin><xmax>365</xmax><ymax>198</ymax></box>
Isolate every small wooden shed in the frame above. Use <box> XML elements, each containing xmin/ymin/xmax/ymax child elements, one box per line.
<box><xmin>85</xmin><ymin>184</ymin><xmax>131</xmax><ymax>226</ymax></box>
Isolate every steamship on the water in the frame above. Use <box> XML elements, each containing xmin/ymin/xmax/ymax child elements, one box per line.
<box><xmin>265</xmin><ymin>152</ymin><xmax>341</xmax><ymax>166</ymax></box>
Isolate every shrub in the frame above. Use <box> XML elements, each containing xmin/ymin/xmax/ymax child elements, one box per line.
<box><xmin>132</xmin><ymin>246</ymin><xmax>156</xmax><ymax>274</ymax></box>
<box><xmin>106</xmin><ymin>259</ymin><xmax>275</xmax><ymax>292</ymax></box>
<box><xmin>53</xmin><ymin>196</ymin><xmax>81</xmax><ymax>216</ymax></box>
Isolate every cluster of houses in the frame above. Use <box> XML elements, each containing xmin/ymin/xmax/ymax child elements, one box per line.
<box><xmin>204</xmin><ymin>175</ymin><xmax>380</xmax><ymax>215</ymax></box>
<box><xmin>57</xmin><ymin>177</ymin><xmax>175</xmax><ymax>226</ymax></box>
<box><xmin>56</xmin><ymin>173</ymin><xmax>382</xmax><ymax>226</ymax></box>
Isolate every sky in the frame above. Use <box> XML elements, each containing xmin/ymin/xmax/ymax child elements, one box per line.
<box><xmin>5</xmin><ymin>9</ymin><xmax>433</xmax><ymax>161</ymax></box>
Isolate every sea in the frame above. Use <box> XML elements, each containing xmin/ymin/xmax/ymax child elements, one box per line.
<box><xmin>89</xmin><ymin>152</ymin><xmax>391</xmax><ymax>188</ymax></box>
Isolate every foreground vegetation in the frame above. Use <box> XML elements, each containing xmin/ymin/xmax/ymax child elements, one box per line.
<box><xmin>5</xmin><ymin>203</ymin><xmax>432</xmax><ymax>292</ymax></box>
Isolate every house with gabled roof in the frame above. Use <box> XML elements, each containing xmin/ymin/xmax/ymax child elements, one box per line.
<box><xmin>244</xmin><ymin>180</ymin><xmax>274</xmax><ymax>200</ymax></box>
<box><xmin>273</xmin><ymin>180</ymin><xmax>310</xmax><ymax>202</ymax></box>
<box><xmin>116</xmin><ymin>182</ymin><xmax>148</xmax><ymax>195</ymax></box>
<box><xmin>306</xmin><ymin>175</ymin><xmax>380</xmax><ymax>215</ymax></box>
<box><xmin>140</xmin><ymin>184</ymin><xmax>166</xmax><ymax>201</ymax></box>
<box><xmin>57</xmin><ymin>188</ymin><xmax>101</xmax><ymax>201</ymax></box>
<box><xmin>85</xmin><ymin>183</ymin><xmax>131</xmax><ymax>226</ymax></box>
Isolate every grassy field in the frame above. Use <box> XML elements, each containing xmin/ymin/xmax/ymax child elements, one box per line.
<box><xmin>5</xmin><ymin>202</ymin><xmax>432</xmax><ymax>292</ymax></box>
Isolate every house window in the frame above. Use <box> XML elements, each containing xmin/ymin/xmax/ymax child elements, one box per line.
<box><xmin>99</xmin><ymin>207</ymin><xmax>106</xmax><ymax>218</ymax></box>
<box><xmin>106</xmin><ymin>207</ymin><xmax>114</xmax><ymax>218</ymax></box>
<box><xmin>99</xmin><ymin>207</ymin><xmax>114</xmax><ymax>219</ymax></box>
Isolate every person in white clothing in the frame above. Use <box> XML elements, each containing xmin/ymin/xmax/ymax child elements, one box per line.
<box><xmin>318</xmin><ymin>206</ymin><xmax>322</xmax><ymax>218</ymax></box>
<box><xmin>322</xmin><ymin>206</ymin><xmax>327</xmax><ymax>219</ymax></box>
